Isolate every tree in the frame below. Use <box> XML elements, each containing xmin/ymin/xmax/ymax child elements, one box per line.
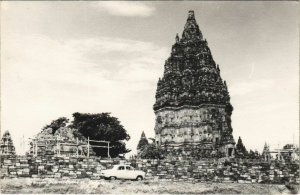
<box><xmin>42</xmin><ymin>117</ymin><xmax>69</xmax><ymax>134</ymax></box>
<box><xmin>70</xmin><ymin>112</ymin><xmax>130</xmax><ymax>158</ymax></box>
<box><xmin>139</xmin><ymin>143</ymin><xmax>164</xmax><ymax>159</ymax></box>
<box><xmin>236</xmin><ymin>136</ymin><xmax>248</xmax><ymax>157</ymax></box>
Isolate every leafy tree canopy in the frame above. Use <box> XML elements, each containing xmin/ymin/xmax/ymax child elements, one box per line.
<box><xmin>70</xmin><ymin>112</ymin><xmax>131</xmax><ymax>157</ymax></box>
<box><xmin>139</xmin><ymin>143</ymin><xmax>164</xmax><ymax>159</ymax></box>
<box><xmin>42</xmin><ymin>117</ymin><xmax>69</xmax><ymax>134</ymax></box>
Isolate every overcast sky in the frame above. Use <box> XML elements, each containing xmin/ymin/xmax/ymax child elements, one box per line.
<box><xmin>1</xmin><ymin>1</ymin><xmax>299</xmax><ymax>156</ymax></box>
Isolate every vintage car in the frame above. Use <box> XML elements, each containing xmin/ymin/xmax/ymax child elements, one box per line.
<box><xmin>100</xmin><ymin>164</ymin><xmax>146</xmax><ymax>181</ymax></box>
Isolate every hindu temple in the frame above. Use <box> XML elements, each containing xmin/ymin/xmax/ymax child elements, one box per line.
<box><xmin>153</xmin><ymin>10</ymin><xmax>235</xmax><ymax>157</ymax></box>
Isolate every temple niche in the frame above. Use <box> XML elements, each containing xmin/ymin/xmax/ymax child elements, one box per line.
<box><xmin>153</xmin><ymin>10</ymin><xmax>235</xmax><ymax>158</ymax></box>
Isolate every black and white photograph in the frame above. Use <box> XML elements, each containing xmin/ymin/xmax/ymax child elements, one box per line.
<box><xmin>0</xmin><ymin>1</ymin><xmax>299</xmax><ymax>194</ymax></box>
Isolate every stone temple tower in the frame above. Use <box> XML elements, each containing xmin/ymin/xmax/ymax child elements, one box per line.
<box><xmin>153</xmin><ymin>11</ymin><xmax>235</xmax><ymax>157</ymax></box>
<box><xmin>0</xmin><ymin>130</ymin><xmax>16</xmax><ymax>156</ymax></box>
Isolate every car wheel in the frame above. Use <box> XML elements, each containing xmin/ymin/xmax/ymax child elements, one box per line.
<box><xmin>136</xmin><ymin>176</ymin><xmax>143</xmax><ymax>181</ymax></box>
<box><xmin>110</xmin><ymin>176</ymin><xmax>117</xmax><ymax>181</ymax></box>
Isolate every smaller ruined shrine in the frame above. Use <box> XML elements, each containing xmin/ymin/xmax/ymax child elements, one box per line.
<box><xmin>153</xmin><ymin>11</ymin><xmax>235</xmax><ymax>158</ymax></box>
<box><xmin>29</xmin><ymin>127</ymin><xmax>94</xmax><ymax>157</ymax></box>
<box><xmin>0</xmin><ymin>130</ymin><xmax>16</xmax><ymax>156</ymax></box>
<box><xmin>137</xmin><ymin>131</ymin><xmax>149</xmax><ymax>156</ymax></box>
<box><xmin>262</xmin><ymin>143</ymin><xmax>271</xmax><ymax>161</ymax></box>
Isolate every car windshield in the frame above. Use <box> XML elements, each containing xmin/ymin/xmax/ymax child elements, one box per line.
<box><xmin>108</xmin><ymin>165</ymin><xmax>119</xmax><ymax>170</ymax></box>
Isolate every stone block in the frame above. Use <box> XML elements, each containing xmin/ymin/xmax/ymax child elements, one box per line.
<box><xmin>20</xmin><ymin>159</ymin><xmax>28</xmax><ymax>163</ymax></box>
<box><xmin>96</xmin><ymin>166</ymin><xmax>102</xmax><ymax>171</ymax></box>
<box><xmin>21</xmin><ymin>164</ymin><xmax>29</xmax><ymax>168</ymax></box>
<box><xmin>88</xmin><ymin>158</ymin><xmax>94</xmax><ymax>162</ymax></box>
<box><xmin>63</xmin><ymin>170</ymin><xmax>69</xmax><ymax>174</ymax></box>
<box><xmin>70</xmin><ymin>175</ymin><xmax>77</xmax><ymax>179</ymax></box>
<box><xmin>8</xmin><ymin>166</ymin><xmax>15</xmax><ymax>170</ymax></box>
<box><xmin>3</xmin><ymin>160</ymin><xmax>11</xmax><ymax>164</ymax></box>
<box><xmin>38</xmin><ymin>166</ymin><xmax>45</xmax><ymax>170</ymax></box>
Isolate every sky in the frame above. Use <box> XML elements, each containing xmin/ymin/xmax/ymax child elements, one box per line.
<box><xmin>1</xmin><ymin>1</ymin><xmax>299</xmax><ymax>156</ymax></box>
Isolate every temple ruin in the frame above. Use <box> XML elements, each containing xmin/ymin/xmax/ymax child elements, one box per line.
<box><xmin>153</xmin><ymin>10</ymin><xmax>235</xmax><ymax>157</ymax></box>
<box><xmin>0</xmin><ymin>130</ymin><xmax>16</xmax><ymax>156</ymax></box>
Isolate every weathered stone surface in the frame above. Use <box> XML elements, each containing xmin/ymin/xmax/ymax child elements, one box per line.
<box><xmin>153</xmin><ymin>10</ymin><xmax>235</xmax><ymax>157</ymax></box>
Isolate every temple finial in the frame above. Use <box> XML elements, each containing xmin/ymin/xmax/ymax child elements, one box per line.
<box><xmin>141</xmin><ymin>131</ymin><xmax>146</xmax><ymax>138</ymax></box>
<box><xmin>188</xmin><ymin>10</ymin><xmax>195</xmax><ymax>20</ymax></box>
<box><xmin>175</xmin><ymin>33</ymin><xmax>179</xmax><ymax>43</ymax></box>
<box><xmin>217</xmin><ymin>64</ymin><xmax>220</xmax><ymax>72</ymax></box>
<box><xmin>182</xmin><ymin>10</ymin><xmax>203</xmax><ymax>41</ymax></box>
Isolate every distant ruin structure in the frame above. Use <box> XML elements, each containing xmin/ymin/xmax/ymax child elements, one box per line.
<box><xmin>262</xmin><ymin>143</ymin><xmax>299</xmax><ymax>162</ymax></box>
<box><xmin>137</xmin><ymin>131</ymin><xmax>149</xmax><ymax>156</ymax></box>
<box><xmin>0</xmin><ymin>130</ymin><xmax>16</xmax><ymax>156</ymax></box>
<box><xmin>153</xmin><ymin>11</ymin><xmax>235</xmax><ymax>157</ymax></box>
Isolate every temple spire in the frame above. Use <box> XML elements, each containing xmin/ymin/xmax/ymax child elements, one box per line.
<box><xmin>137</xmin><ymin>131</ymin><xmax>149</xmax><ymax>155</ymax></box>
<box><xmin>181</xmin><ymin>10</ymin><xmax>203</xmax><ymax>41</ymax></box>
<box><xmin>154</xmin><ymin>10</ymin><xmax>231</xmax><ymax>111</ymax></box>
<box><xmin>141</xmin><ymin>131</ymin><xmax>146</xmax><ymax>139</ymax></box>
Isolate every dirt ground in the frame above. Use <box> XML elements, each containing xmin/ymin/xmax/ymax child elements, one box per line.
<box><xmin>0</xmin><ymin>178</ymin><xmax>299</xmax><ymax>194</ymax></box>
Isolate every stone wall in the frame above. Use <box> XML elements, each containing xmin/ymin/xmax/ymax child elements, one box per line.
<box><xmin>1</xmin><ymin>156</ymin><xmax>115</xmax><ymax>179</ymax></box>
<box><xmin>133</xmin><ymin>158</ymin><xmax>299</xmax><ymax>184</ymax></box>
<box><xmin>1</xmin><ymin>156</ymin><xmax>299</xmax><ymax>184</ymax></box>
